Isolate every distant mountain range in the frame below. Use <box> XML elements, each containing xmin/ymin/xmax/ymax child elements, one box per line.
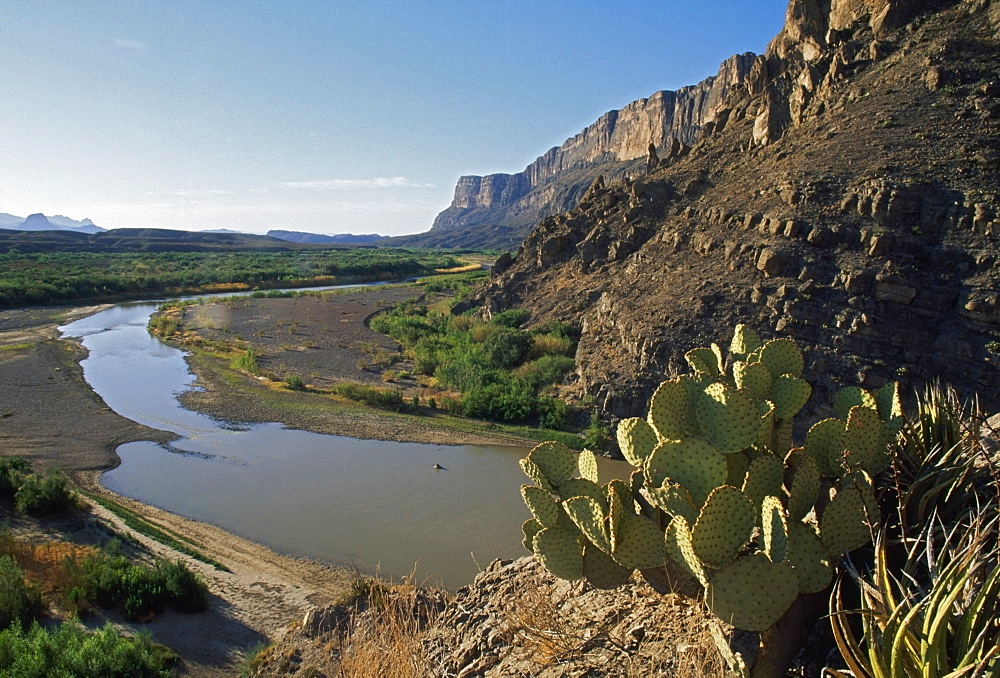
<box><xmin>0</xmin><ymin>213</ymin><xmax>104</xmax><ymax>234</ymax></box>
<box><xmin>266</xmin><ymin>230</ymin><xmax>384</xmax><ymax>245</ymax></box>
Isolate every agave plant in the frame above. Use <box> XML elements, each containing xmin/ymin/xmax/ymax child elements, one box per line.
<box><xmin>829</xmin><ymin>512</ymin><xmax>1000</xmax><ymax>678</ymax></box>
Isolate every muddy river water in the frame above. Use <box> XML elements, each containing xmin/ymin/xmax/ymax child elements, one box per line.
<box><xmin>60</xmin><ymin>294</ymin><xmax>625</xmax><ymax>588</ymax></box>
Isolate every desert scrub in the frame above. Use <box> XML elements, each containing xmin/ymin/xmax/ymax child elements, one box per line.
<box><xmin>332</xmin><ymin>382</ymin><xmax>414</xmax><ymax>413</ymax></box>
<box><xmin>0</xmin><ymin>458</ymin><xmax>80</xmax><ymax>518</ymax></box>
<box><xmin>0</xmin><ymin>557</ymin><xmax>43</xmax><ymax>631</ymax></box>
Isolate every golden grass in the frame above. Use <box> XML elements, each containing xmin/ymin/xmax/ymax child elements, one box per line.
<box><xmin>433</xmin><ymin>263</ymin><xmax>482</xmax><ymax>274</ymax></box>
<box><xmin>0</xmin><ymin>534</ymin><xmax>96</xmax><ymax>597</ymax></box>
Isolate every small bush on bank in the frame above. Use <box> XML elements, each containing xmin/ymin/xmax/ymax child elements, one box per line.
<box><xmin>14</xmin><ymin>471</ymin><xmax>78</xmax><ymax>517</ymax></box>
<box><xmin>333</xmin><ymin>383</ymin><xmax>413</xmax><ymax>413</ymax></box>
<box><xmin>0</xmin><ymin>557</ymin><xmax>42</xmax><ymax>631</ymax></box>
<box><xmin>284</xmin><ymin>374</ymin><xmax>307</xmax><ymax>391</ymax></box>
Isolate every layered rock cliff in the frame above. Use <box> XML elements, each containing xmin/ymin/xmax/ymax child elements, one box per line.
<box><xmin>391</xmin><ymin>53</ymin><xmax>758</xmax><ymax>249</ymax></box>
<box><xmin>477</xmin><ymin>0</ymin><xmax>1000</xmax><ymax>421</ymax></box>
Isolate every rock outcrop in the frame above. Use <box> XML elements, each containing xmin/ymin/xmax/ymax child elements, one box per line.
<box><xmin>392</xmin><ymin>53</ymin><xmax>757</xmax><ymax>249</ymax></box>
<box><xmin>476</xmin><ymin>0</ymin><xmax>1000</xmax><ymax>422</ymax></box>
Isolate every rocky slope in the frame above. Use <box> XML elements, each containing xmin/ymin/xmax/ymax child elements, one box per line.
<box><xmin>390</xmin><ymin>54</ymin><xmax>758</xmax><ymax>249</ymax></box>
<box><xmin>478</xmin><ymin>0</ymin><xmax>1000</xmax><ymax>423</ymax></box>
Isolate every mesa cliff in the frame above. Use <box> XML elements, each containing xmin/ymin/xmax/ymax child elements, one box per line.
<box><xmin>391</xmin><ymin>53</ymin><xmax>758</xmax><ymax>249</ymax></box>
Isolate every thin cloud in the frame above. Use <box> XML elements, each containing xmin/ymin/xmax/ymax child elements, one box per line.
<box><xmin>280</xmin><ymin>177</ymin><xmax>436</xmax><ymax>190</ymax></box>
<box><xmin>115</xmin><ymin>38</ymin><xmax>149</xmax><ymax>50</ymax></box>
<box><xmin>167</xmin><ymin>189</ymin><xmax>235</xmax><ymax>197</ymax></box>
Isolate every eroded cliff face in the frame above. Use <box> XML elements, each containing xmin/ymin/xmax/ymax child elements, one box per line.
<box><xmin>477</xmin><ymin>0</ymin><xmax>1000</xmax><ymax>422</ymax></box>
<box><xmin>416</xmin><ymin>53</ymin><xmax>757</xmax><ymax>248</ymax></box>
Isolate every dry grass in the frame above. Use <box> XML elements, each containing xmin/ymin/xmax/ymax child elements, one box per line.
<box><xmin>334</xmin><ymin>576</ymin><xmax>443</xmax><ymax>678</ymax></box>
<box><xmin>0</xmin><ymin>532</ymin><xmax>96</xmax><ymax>599</ymax></box>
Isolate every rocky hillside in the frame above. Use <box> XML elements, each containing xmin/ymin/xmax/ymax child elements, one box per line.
<box><xmin>390</xmin><ymin>54</ymin><xmax>758</xmax><ymax>250</ymax></box>
<box><xmin>477</xmin><ymin>0</ymin><xmax>1000</xmax><ymax>422</ymax></box>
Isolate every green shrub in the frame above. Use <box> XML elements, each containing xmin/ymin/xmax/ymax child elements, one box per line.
<box><xmin>514</xmin><ymin>355</ymin><xmax>576</xmax><ymax>390</ymax></box>
<box><xmin>231</xmin><ymin>348</ymin><xmax>258</xmax><ymax>374</ymax></box>
<box><xmin>333</xmin><ymin>383</ymin><xmax>411</xmax><ymax>412</ymax></box>
<box><xmin>581</xmin><ymin>412</ymin><xmax>609</xmax><ymax>451</ymax></box>
<box><xmin>284</xmin><ymin>375</ymin><xmax>306</xmax><ymax>391</ymax></box>
<box><xmin>461</xmin><ymin>378</ymin><xmax>536</xmax><ymax>423</ymax></box>
<box><xmin>0</xmin><ymin>457</ymin><xmax>29</xmax><ymax>500</ymax></box>
<box><xmin>0</xmin><ymin>557</ymin><xmax>42</xmax><ymax>631</ymax></box>
<box><xmin>0</xmin><ymin>621</ymin><xmax>176</xmax><ymax>678</ymax></box>
<box><xmin>14</xmin><ymin>471</ymin><xmax>77</xmax><ymax>517</ymax></box>
<box><xmin>536</xmin><ymin>396</ymin><xmax>571</xmax><ymax>430</ymax></box>
<box><xmin>492</xmin><ymin>308</ymin><xmax>530</xmax><ymax>328</ymax></box>
<box><xmin>527</xmin><ymin>333</ymin><xmax>575</xmax><ymax>360</ymax></box>
<box><xmin>483</xmin><ymin>328</ymin><xmax>533</xmax><ymax>370</ymax></box>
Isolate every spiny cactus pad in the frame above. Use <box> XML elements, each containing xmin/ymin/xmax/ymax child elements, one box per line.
<box><xmin>665</xmin><ymin>516</ymin><xmax>708</xmax><ymax>587</ymax></box>
<box><xmin>646</xmin><ymin>438</ymin><xmax>728</xmax><ymax>506</ymax></box>
<box><xmin>642</xmin><ymin>479</ymin><xmax>700</xmax><ymax>524</ymax></box>
<box><xmin>785</xmin><ymin>449</ymin><xmax>821</xmax><ymax>521</ymax></box>
<box><xmin>774</xmin><ymin>420</ymin><xmax>794</xmax><ymax>456</ymax></box>
<box><xmin>706</xmin><ymin>553</ymin><xmax>799</xmax><ymax>632</ymax></box>
<box><xmin>563</xmin><ymin>495</ymin><xmax>611</xmax><ymax>553</ymax></box>
<box><xmin>522</xmin><ymin>518</ymin><xmax>543</xmax><ymax>552</ymax></box>
<box><xmin>696</xmin><ymin>383</ymin><xmax>759</xmax><ymax>453</ymax></box>
<box><xmin>842</xmin><ymin>405</ymin><xmax>888</xmax><ymax>474</ymax></box>
<box><xmin>820</xmin><ymin>475</ymin><xmax>877</xmax><ymax>557</ymax></box>
<box><xmin>770</xmin><ymin>374</ymin><xmax>812</xmax><ymax>419</ymax></box>
<box><xmin>686</xmin><ymin>347</ymin><xmax>722</xmax><ymax>376</ymax></box>
<box><xmin>761</xmin><ymin>496</ymin><xmax>789</xmax><ymax>564</ymax></box>
<box><xmin>758</xmin><ymin>400</ymin><xmax>777</xmax><ymax>449</ymax></box>
<box><xmin>805</xmin><ymin>418</ymin><xmax>847</xmax><ymax>477</ymax></box>
<box><xmin>583</xmin><ymin>543</ymin><xmax>633</xmax><ymax>589</ymax></box>
<box><xmin>533</xmin><ymin>527</ymin><xmax>584</xmax><ymax>581</ymax></box>
<box><xmin>729</xmin><ymin>324</ymin><xmax>762</xmax><ymax>361</ymax></box>
<box><xmin>521</xmin><ymin>485</ymin><xmax>562</xmax><ymax>529</ymax></box>
<box><xmin>519</xmin><ymin>458</ymin><xmax>556</xmax><ymax>493</ymax></box>
<box><xmin>759</xmin><ymin>338</ymin><xmax>804</xmax><ymax>379</ymax></box>
<box><xmin>612</xmin><ymin>512</ymin><xmax>668</xmax><ymax>570</ymax></box>
<box><xmin>617</xmin><ymin>417</ymin><xmax>660</xmax><ymax>467</ymax></box>
<box><xmin>725</xmin><ymin>452</ymin><xmax>751</xmax><ymax>489</ymax></box>
<box><xmin>742</xmin><ymin>454</ymin><xmax>785</xmax><ymax>509</ymax></box>
<box><xmin>558</xmin><ymin>479</ymin><xmax>607</xmax><ymax>507</ymax></box>
<box><xmin>692</xmin><ymin>486</ymin><xmax>755</xmax><ymax>569</ymax></box>
<box><xmin>527</xmin><ymin>441</ymin><xmax>577</xmax><ymax>487</ymax></box>
<box><xmin>577</xmin><ymin>449</ymin><xmax>599</xmax><ymax>483</ymax></box>
<box><xmin>734</xmin><ymin>360</ymin><xmax>773</xmax><ymax>402</ymax></box>
<box><xmin>647</xmin><ymin>378</ymin><xmax>689</xmax><ymax>441</ymax></box>
<box><xmin>786</xmin><ymin>521</ymin><xmax>833</xmax><ymax>594</ymax></box>
<box><xmin>833</xmin><ymin>386</ymin><xmax>877</xmax><ymax>420</ymax></box>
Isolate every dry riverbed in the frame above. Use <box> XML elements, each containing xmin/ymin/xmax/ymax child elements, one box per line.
<box><xmin>0</xmin><ymin>298</ymin><xmax>531</xmax><ymax>676</ymax></box>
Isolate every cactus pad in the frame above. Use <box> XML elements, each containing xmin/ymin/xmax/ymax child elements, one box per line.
<box><xmin>533</xmin><ymin>527</ymin><xmax>584</xmax><ymax>581</ymax></box>
<box><xmin>770</xmin><ymin>374</ymin><xmax>812</xmax><ymax>419</ymax></box>
<box><xmin>521</xmin><ymin>485</ymin><xmax>562</xmax><ymax>529</ymax></box>
<box><xmin>842</xmin><ymin>405</ymin><xmax>889</xmax><ymax>474</ymax></box>
<box><xmin>758</xmin><ymin>400</ymin><xmax>776</xmax><ymax>449</ymax></box>
<box><xmin>665</xmin><ymin>516</ymin><xmax>708</xmax><ymax>587</ymax></box>
<box><xmin>522</xmin><ymin>518</ymin><xmax>543</xmax><ymax>552</ymax></box>
<box><xmin>577</xmin><ymin>448</ymin><xmax>599</xmax><ymax>483</ymax></box>
<box><xmin>742</xmin><ymin>454</ymin><xmax>785</xmax><ymax>509</ymax></box>
<box><xmin>833</xmin><ymin>386</ymin><xmax>877</xmax><ymax>420</ymax></box>
<box><xmin>692</xmin><ymin>486</ymin><xmax>755</xmax><ymax>569</ymax></box>
<box><xmin>729</xmin><ymin>324</ymin><xmax>762</xmax><ymax>361</ymax></box>
<box><xmin>805</xmin><ymin>418</ymin><xmax>847</xmax><ymax>477</ymax></box>
<box><xmin>647</xmin><ymin>378</ymin><xmax>689</xmax><ymax>441</ymax></box>
<box><xmin>724</xmin><ymin>451</ymin><xmax>751</xmax><ymax>489</ymax></box>
<box><xmin>617</xmin><ymin>417</ymin><xmax>660</xmax><ymax>467</ymax></box>
<box><xmin>786</xmin><ymin>521</ymin><xmax>833</xmax><ymax>594</ymax></box>
<box><xmin>759</xmin><ymin>338</ymin><xmax>804</xmax><ymax>379</ymax></box>
<box><xmin>706</xmin><ymin>553</ymin><xmax>799</xmax><ymax>632</ymax></box>
<box><xmin>646</xmin><ymin>438</ymin><xmax>728</xmax><ymax>506</ymax></box>
<box><xmin>558</xmin><ymin>478</ymin><xmax>607</xmax><ymax>507</ymax></box>
<box><xmin>820</xmin><ymin>475</ymin><xmax>877</xmax><ymax>557</ymax></box>
<box><xmin>696</xmin><ymin>382</ymin><xmax>759</xmax><ymax>453</ymax></box>
<box><xmin>519</xmin><ymin>458</ymin><xmax>555</xmax><ymax>493</ymax></box>
<box><xmin>526</xmin><ymin>441</ymin><xmax>577</xmax><ymax>487</ymax></box>
<box><xmin>785</xmin><ymin>449</ymin><xmax>820</xmax><ymax>521</ymax></box>
<box><xmin>583</xmin><ymin>543</ymin><xmax>633</xmax><ymax>589</ymax></box>
<box><xmin>686</xmin><ymin>347</ymin><xmax>723</xmax><ymax>375</ymax></box>
<box><xmin>643</xmin><ymin>479</ymin><xmax>700</xmax><ymax>524</ymax></box>
<box><xmin>734</xmin><ymin>360</ymin><xmax>773</xmax><ymax>402</ymax></box>
<box><xmin>761</xmin><ymin>496</ymin><xmax>789</xmax><ymax>564</ymax></box>
<box><xmin>563</xmin><ymin>495</ymin><xmax>611</xmax><ymax>553</ymax></box>
<box><xmin>774</xmin><ymin>420</ymin><xmax>794</xmax><ymax>456</ymax></box>
<box><xmin>612</xmin><ymin>511</ymin><xmax>668</xmax><ymax>570</ymax></box>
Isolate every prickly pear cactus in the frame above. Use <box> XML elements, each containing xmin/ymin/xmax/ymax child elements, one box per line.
<box><xmin>518</xmin><ymin>326</ymin><xmax>900</xmax><ymax>644</ymax></box>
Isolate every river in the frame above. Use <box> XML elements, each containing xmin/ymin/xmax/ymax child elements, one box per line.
<box><xmin>59</xmin><ymin>292</ymin><xmax>622</xmax><ymax>588</ymax></box>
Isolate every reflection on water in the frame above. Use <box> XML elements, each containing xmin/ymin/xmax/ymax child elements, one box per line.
<box><xmin>61</xmin><ymin>298</ymin><xmax>629</xmax><ymax>588</ymax></box>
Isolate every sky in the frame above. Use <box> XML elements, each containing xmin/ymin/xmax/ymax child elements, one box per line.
<box><xmin>0</xmin><ymin>1</ymin><xmax>789</xmax><ymax>237</ymax></box>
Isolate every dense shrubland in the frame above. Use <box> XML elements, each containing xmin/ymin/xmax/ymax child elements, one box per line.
<box><xmin>0</xmin><ymin>248</ymin><xmax>464</xmax><ymax>307</ymax></box>
<box><xmin>0</xmin><ymin>457</ymin><xmax>79</xmax><ymax>517</ymax></box>
<box><xmin>370</xmin><ymin>299</ymin><xmax>579</xmax><ymax>427</ymax></box>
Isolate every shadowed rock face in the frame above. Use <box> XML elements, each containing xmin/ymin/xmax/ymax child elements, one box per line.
<box><xmin>475</xmin><ymin>0</ymin><xmax>1000</xmax><ymax>422</ymax></box>
<box><xmin>399</xmin><ymin>53</ymin><xmax>758</xmax><ymax>249</ymax></box>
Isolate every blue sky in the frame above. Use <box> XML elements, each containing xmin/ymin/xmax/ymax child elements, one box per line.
<box><xmin>0</xmin><ymin>1</ymin><xmax>788</xmax><ymax>236</ymax></box>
